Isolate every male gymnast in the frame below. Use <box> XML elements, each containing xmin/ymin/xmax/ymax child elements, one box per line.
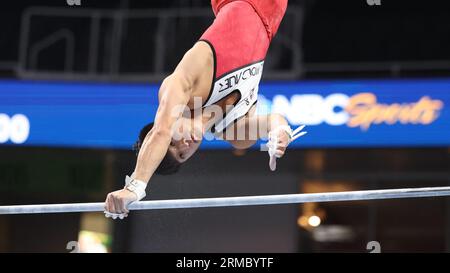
<box><xmin>104</xmin><ymin>0</ymin><xmax>306</xmax><ymax>219</ymax></box>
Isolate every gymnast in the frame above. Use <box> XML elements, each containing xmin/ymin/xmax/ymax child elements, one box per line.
<box><xmin>104</xmin><ymin>0</ymin><xmax>307</xmax><ymax>219</ymax></box>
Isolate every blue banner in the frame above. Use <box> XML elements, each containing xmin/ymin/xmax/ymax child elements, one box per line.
<box><xmin>0</xmin><ymin>79</ymin><xmax>448</xmax><ymax>149</ymax></box>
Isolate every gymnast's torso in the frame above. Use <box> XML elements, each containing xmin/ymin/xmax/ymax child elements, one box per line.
<box><xmin>195</xmin><ymin>0</ymin><xmax>288</xmax><ymax>133</ymax></box>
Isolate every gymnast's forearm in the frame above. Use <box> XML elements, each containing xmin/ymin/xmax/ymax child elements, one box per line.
<box><xmin>133</xmin><ymin>129</ymin><xmax>172</xmax><ymax>183</ymax></box>
<box><xmin>268</xmin><ymin>113</ymin><xmax>288</xmax><ymax>132</ymax></box>
<box><xmin>257</xmin><ymin>113</ymin><xmax>289</xmax><ymax>140</ymax></box>
<box><xmin>229</xmin><ymin>113</ymin><xmax>289</xmax><ymax>149</ymax></box>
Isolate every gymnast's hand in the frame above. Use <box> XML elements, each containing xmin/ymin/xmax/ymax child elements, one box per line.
<box><xmin>104</xmin><ymin>189</ymin><xmax>136</xmax><ymax>219</ymax></box>
<box><xmin>267</xmin><ymin>125</ymin><xmax>307</xmax><ymax>171</ymax></box>
<box><xmin>267</xmin><ymin>127</ymin><xmax>290</xmax><ymax>171</ymax></box>
<box><xmin>104</xmin><ymin>174</ymin><xmax>148</xmax><ymax>220</ymax></box>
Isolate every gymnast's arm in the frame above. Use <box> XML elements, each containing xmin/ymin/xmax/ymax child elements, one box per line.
<box><xmin>104</xmin><ymin>74</ymin><xmax>191</xmax><ymax>215</ymax></box>
<box><xmin>104</xmin><ymin>45</ymin><xmax>209</xmax><ymax>215</ymax></box>
<box><xmin>133</xmin><ymin>74</ymin><xmax>191</xmax><ymax>181</ymax></box>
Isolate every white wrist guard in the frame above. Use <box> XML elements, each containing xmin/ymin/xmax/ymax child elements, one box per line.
<box><xmin>267</xmin><ymin>124</ymin><xmax>307</xmax><ymax>171</ymax></box>
<box><xmin>124</xmin><ymin>174</ymin><xmax>147</xmax><ymax>201</ymax></box>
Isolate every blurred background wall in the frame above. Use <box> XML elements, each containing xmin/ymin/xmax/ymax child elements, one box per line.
<box><xmin>0</xmin><ymin>0</ymin><xmax>449</xmax><ymax>253</ymax></box>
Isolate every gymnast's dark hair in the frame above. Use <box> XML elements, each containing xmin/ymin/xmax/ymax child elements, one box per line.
<box><xmin>132</xmin><ymin>122</ymin><xmax>181</xmax><ymax>175</ymax></box>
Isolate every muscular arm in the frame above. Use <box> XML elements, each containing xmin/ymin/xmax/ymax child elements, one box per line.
<box><xmin>133</xmin><ymin>73</ymin><xmax>191</xmax><ymax>182</ymax></box>
<box><xmin>134</xmin><ymin>43</ymin><xmax>212</xmax><ymax>183</ymax></box>
<box><xmin>104</xmin><ymin>43</ymin><xmax>212</xmax><ymax>216</ymax></box>
<box><xmin>227</xmin><ymin>108</ymin><xmax>307</xmax><ymax>172</ymax></box>
<box><xmin>105</xmin><ymin>74</ymin><xmax>190</xmax><ymax>216</ymax></box>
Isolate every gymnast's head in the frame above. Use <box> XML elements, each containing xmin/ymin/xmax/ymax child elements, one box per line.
<box><xmin>133</xmin><ymin>119</ymin><xmax>203</xmax><ymax>175</ymax></box>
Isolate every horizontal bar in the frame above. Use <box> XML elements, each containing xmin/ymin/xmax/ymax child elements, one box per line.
<box><xmin>1</xmin><ymin>186</ymin><xmax>450</xmax><ymax>215</ymax></box>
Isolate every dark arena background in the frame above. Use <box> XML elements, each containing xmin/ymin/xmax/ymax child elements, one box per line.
<box><xmin>0</xmin><ymin>0</ymin><xmax>449</xmax><ymax>254</ymax></box>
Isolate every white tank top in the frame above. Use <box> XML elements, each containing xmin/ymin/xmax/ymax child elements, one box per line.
<box><xmin>203</xmin><ymin>60</ymin><xmax>264</xmax><ymax>133</ymax></box>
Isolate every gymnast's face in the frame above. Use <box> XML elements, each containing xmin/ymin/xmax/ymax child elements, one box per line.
<box><xmin>168</xmin><ymin>118</ymin><xmax>203</xmax><ymax>163</ymax></box>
